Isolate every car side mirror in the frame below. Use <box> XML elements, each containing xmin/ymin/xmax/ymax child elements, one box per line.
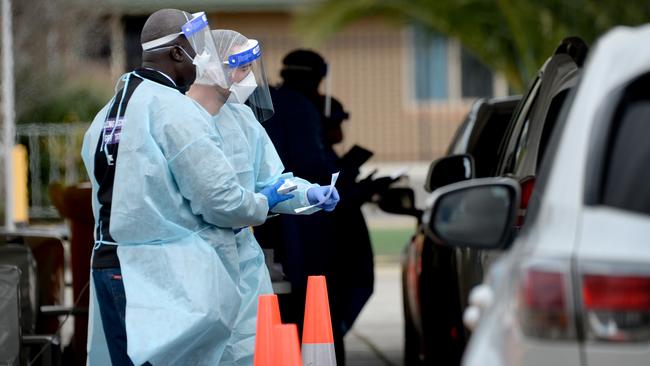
<box><xmin>377</xmin><ymin>188</ymin><xmax>423</xmax><ymax>219</ymax></box>
<box><xmin>424</xmin><ymin>154</ymin><xmax>475</xmax><ymax>193</ymax></box>
<box><xmin>424</xmin><ymin>178</ymin><xmax>520</xmax><ymax>249</ymax></box>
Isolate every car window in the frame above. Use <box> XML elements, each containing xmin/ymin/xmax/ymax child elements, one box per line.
<box><xmin>498</xmin><ymin>78</ymin><xmax>541</xmax><ymax>174</ymax></box>
<box><xmin>512</xmin><ymin>118</ymin><xmax>531</xmax><ymax>174</ymax></box>
<box><xmin>601</xmin><ymin>92</ymin><xmax>650</xmax><ymax>215</ymax></box>
<box><xmin>500</xmin><ymin>55</ymin><xmax>581</xmax><ymax>179</ymax></box>
<box><xmin>447</xmin><ymin>113</ymin><xmax>474</xmax><ymax>155</ymax></box>
<box><xmin>470</xmin><ymin>107</ymin><xmax>514</xmax><ymax>177</ymax></box>
<box><xmin>513</xmin><ymin>87</ymin><xmax>572</xmax><ymax>175</ymax></box>
<box><xmin>523</xmin><ymin>88</ymin><xmax>576</xmax><ymax>225</ymax></box>
<box><xmin>536</xmin><ymin>89</ymin><xmax>570</xmax><ymax>168</ymax></box>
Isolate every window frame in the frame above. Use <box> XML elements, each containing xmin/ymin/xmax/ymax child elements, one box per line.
<box><xmin>497</xmin><ymin>54</ymin><xmax>581</xmax><ymax>179</ymax></box>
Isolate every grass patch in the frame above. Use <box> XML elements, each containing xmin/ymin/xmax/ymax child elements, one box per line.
<box><xmin>369</xmin><ymin>227</ymin><xmax>414</xmax><ymax>259</ymax></box>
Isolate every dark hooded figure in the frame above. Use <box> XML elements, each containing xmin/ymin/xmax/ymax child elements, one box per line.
<box><xmin>256</xmin><ymin>49</ymin><xmax>396</xmax><ymax>365</ymax></box>
<box><xmin>316</xmin><ymin>96</ymin><xmax>376</xmax><ymax>338</ymax></box>
<box><xmin>253</xmin><ymin>49</ymin><xmax>349</xmax><ymax>363</ymax></box>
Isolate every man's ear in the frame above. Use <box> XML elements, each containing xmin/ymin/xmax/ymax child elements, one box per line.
<box><xmin>170</xmin><ymin>46</ymin><xmax>185</xmax><ymax>63</ymax></box>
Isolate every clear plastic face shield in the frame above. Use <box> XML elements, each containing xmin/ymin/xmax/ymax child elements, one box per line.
<box><xmin>140</xmin><ymin>12</ymin><xmax>230</xmax><ymax>89</ymax></box>
<box><xmin>213</xmin><ymin>30</ymin><xmax>274</xmax><ymax>122</ymax></box>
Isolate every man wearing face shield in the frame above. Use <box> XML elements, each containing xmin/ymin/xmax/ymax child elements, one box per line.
<box><xmin>82</xmin><ymin>10</ymin><xmax>281</xmax><ymax>366</ymax></box>
<box><xmin>187</xmin><ymin>29</ymin><xmax>340</xmax><ymax>365</ymax></box>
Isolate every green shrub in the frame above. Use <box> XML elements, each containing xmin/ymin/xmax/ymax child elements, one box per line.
<box><xmin>18</xmin><ymin>83</ymin><xmax>107</xmax><ymax>124</ymax></box>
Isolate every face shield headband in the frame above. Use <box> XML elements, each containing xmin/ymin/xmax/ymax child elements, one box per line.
<box><xmin>140</xmin><ymin>12</ymin><xmax>209</xmax><ymax>52</ymax></box>
<box><xmin>227</xmin><ymin>42</ymin><xmax>261</xmax><ymax>68</ymax></box>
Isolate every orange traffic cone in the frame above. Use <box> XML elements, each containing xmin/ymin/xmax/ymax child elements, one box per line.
<box><xmin>254</xmin><ymin>294</ymin><xmax>282</xmax><ymax>366</ymax></box>
<box><xmin>302</xmin><ymin>276</ymin><xmax>337</xmax><ymax>366</ymax></box>
<box><xmin>273</xmin><ymin>324</ymin><xmax>303</xmax><ymax>366</ymax></box>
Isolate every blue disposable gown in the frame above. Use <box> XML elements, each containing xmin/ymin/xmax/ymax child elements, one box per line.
<box><xmin>206</xmin><ymin>103</ymin><xmax>319</xmax><ymax>366</ymax></box>
<box><xmin>81</xmin><ymin>74</ymin><xmax>269</xmax><ymax>366</ymax></box>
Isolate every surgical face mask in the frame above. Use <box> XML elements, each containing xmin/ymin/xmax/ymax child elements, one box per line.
<box><xmin>227</xmin><ymin>71</ymin><xmax>257</xmax><ymax>104</ymax></box>
<box><xmin>193</xmin><ymin>51</ymin><xmax>229</xmax><ymax>87</ymax></box>
<box><xmin>154</xmin><ymin>47</ymin><xmax>222</xmax><ymax>87</ymax></box>
<box><xmin>192</xmin><ymin>50</ymin><xmax>209</xmax><ymax>73</ymax></box>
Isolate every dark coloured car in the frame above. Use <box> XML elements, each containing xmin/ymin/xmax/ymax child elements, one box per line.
<box><xmin>425</xmin><ymin>26</ymin><xmax>650</xmax><ymax>366</ymax></box>
<box><xmin>452</xmin><ymin>37</ymin><xmax>588</xmax><ymax>317</ymax></box>
<box><xmin>380</xmin><ymin>95</ymin><xmax>520</xmax><ymax>365</ymax></box>
<box><xmin>384</xmin><ymin>36</ymin><xmax>589</xmax><ymax>366</ymax></box>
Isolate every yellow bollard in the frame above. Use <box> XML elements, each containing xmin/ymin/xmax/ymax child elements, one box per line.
<box><xmin>12</xmin><ymin>144</ymin><xmax>28</xmax><ymax>224</ymax></box>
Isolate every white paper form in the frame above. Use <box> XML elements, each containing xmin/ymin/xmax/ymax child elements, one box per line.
<box><xmin>294</xmin><ymin>172</ymin><xmax>340</xmax><ymax>213</ymax></box>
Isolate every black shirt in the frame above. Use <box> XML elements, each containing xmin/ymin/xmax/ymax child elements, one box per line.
<box><xmin>92</xmin><ymin>69</ymin><xmax>181</xmax><ymax>269</ymax></box>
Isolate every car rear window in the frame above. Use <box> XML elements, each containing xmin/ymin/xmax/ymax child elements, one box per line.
<box><xmin>601</xmin><ymin>75</ymin><xmax>650</xmax><ymax>215</ymax></box>
<box><xmin>601</xmin><ymin>102</ymin><xmax>650</xmax><ymax>215</ymax></box>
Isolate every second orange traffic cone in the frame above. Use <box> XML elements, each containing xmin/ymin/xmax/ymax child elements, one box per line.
<box><xmin>302</xmin><ymin>276</ymin><xmax>337</xmax><ymax>366</ymax></box>
<box><xmin>253</xmin><ymin>294</ymin><xmax>282</xmax><ymax>366</ymax></box>
<box><xmin>273</xmin><ymin>324</ymin><xmax>303</xmax><ymax>366</ymax></box>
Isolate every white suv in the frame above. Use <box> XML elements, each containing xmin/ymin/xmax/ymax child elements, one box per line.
<box><xmin>423</xmin><ymin>25</ymin><xmax>650</xmax><ymax>366</ymax></box>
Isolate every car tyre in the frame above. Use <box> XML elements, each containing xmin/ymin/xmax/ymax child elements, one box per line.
<box><xmin>403</xmin><ymin>264</ymin><xmax>424</xmax><ymax>366</ymax></box>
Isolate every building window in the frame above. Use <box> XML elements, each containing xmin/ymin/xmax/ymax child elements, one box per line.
<box><xmin>411</xmin><ymin>26</ymin><xmax>495</xmax><ymax>102</ymax></box>
<box><xmin>461</xmin><ymin>48</ymin><xmax>493</xmax><ymax>98</ymax></box>
<box><xmin>412</xmin><ymin>25</ymin><xmax>448</xmax><ymax>101</ymax></box>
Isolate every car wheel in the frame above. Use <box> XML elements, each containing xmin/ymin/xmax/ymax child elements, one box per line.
<box><xmin>419</xmin><ymin>243</ymin><xmax>465</xmax><ymax>365</ymax></box>
<box><xmin>403</xmin><ymin>264</ymin><xmax>423</xmax><ymax>366</ymax></box>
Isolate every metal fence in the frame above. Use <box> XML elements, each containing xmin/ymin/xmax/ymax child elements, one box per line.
<box><xmin>16</xmin><ymin>122</ymin><xmax>89</xmax><ymax>219</ymax></box>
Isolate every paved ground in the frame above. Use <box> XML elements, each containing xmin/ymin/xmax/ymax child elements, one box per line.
<box><xmin>336</xmin><ymin>162</ymin><xmax>424</xmax><ymax>365</ymax></box>
<box><xmin>345</xmin><ymin>264</ymin><xmax>403</xmax><ymax>366</ymax></box>
<box><xmin>58</xmin><ymin>264</ymin><xmax>406</xmax><ymax>365</ymax></box>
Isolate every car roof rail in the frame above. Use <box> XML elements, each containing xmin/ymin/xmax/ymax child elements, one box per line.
<box><xmin>554</xmin><ymin>36</ymin><xmax>589</xmax><ymax>67</ymax></box>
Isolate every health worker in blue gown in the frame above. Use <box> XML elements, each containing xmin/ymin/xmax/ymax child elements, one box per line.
<box><xmin>82</xmin><ymin>10</ymin><xmax>296</xmax><ymax>366</ymax></box>
<box><xmin>186</xmin><ymin>29</ymin><xmax>340</xmax><ymax>366</ymax></box>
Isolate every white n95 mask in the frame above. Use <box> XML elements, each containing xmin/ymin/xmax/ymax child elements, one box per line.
<box><xmin>192</xmin><ymin>50</ymin><xmax>210</xmax><ymax>75</ymax></box>
<box><xmin>193</xmin><ymin>51</ymin><xmax>228</xmax><ymax>88</ymax></box>
<box><xmin>227</xmin><ymin>71</ymin><xmax>258</xmax><ymax>104</ymax></box>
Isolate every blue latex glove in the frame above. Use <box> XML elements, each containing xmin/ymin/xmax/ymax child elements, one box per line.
<box><xmin>261</xmin><ymin>179</ymin><xmax>294</xmax><ymax>210</ymax></box>
<box><xmin>307</xmin><ymin>185</ymin><xmax>340</xmax><ymax>212</ymax></box>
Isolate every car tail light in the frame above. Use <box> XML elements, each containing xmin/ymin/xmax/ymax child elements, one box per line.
<box><xmin>516</xmin><ymin>176</ymin><xmax>536</xmax><ymax>227</ymax></box>
<box><xmin>581</xmin><ymin>272</ymin><xmax>650</xmax><ymax>342</ymax></box>
<box><xmin>517</xmin><ymin>259</ymin><xmax>650</xmax><ymax>343</ymax></box>
<box><xmin>517</xmin><ymin>261</ymin><xmax>576</xmax><ymax>340</ymax></box>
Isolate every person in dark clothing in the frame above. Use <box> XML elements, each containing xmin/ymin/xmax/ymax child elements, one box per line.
<box><xmin>317</xmin><ymin>96</ymin><xmax>398</xmax><ymax>335</ymax></box>
<box><xmin>254</xmin><ymin>49</ymin><xmax>346</xmax><ymax>363</ymax></box>
<box><xmin>256</xmin><ymin>49</ymin><xmax>397</xmax><ymax>365</ymax></box>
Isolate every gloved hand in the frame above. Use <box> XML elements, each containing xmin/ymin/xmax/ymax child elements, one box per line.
<box><xmin>307</xmin><ymin>186</ymin><xmax>340</xmax><ymax>212</ymax></box>
<box><xmin>261</xmin><ymin>179</ymin><xmax>294</xmax><ymax>210</ymax></box>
